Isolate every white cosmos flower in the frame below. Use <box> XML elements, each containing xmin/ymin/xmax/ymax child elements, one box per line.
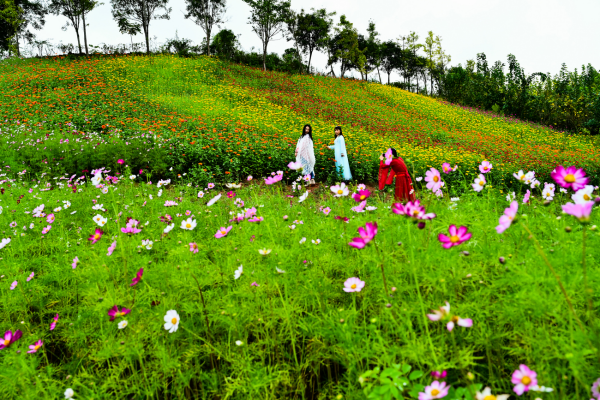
<box><xmin>118</xmin><ymin>320</ymin><xmax>128</xmax><ymax>329</ymax></box>
<box><xmin>572</xmin><ymin>185</ymin><xmax>594</xmax><ymax>204</ymax></box>
<box><xmin>365</xmin><ymin>206</ymin><xmax>377</xmax><ymax>211</ymax></box>
<box><xmin>312</xmin><ymin>239</ymin><xmax>321</xmax><ymax>245</ymax></box>
<box><xmin>226</xmin><ymin>183</ymin><xmax>241</xmax><ymax>189</ymax></box>
<box><xmin>258</xmin><ymin>248</ymin><xmax>272</xmax><ymax>255</ymax></box>
<box><xmin>149</xmin><ymin>194</ymin><xmax>153</xmax><ymax>200</ymax></box>
<box><xmin>506</xmin><ymin>192</ymin><xmax>516</xmax><ymax>202</ymax></box>
<box><xmin>142</xmin><ymin>239</ymin><xmax>153</xmax><ymax>250</ymax></box>
<box><xmin>198</xmin><ymin>191</ymin><xmax>205</xmax><ymax>198</ymax></box>
<box><xmin>207</xmin><ymin>193</ymin><xmax>222</xmax><ymax>206</ymax></box>
<box><xmin>101</xmin><ymin>187</ymin><xmax>109</xmax><ymax>194</ymax></box>
<box><xmin>180</xmin><ymin>218</ymin><xmax>197</xmax><ymax>230</ymax></box>
<box><xmin>0</xmin><ymin>238</ymin><xmax>11</xmax><ymax>249</ymax></box>
<box><xmin>163</xmin><ymin>223</ymin><xmax>175</xmax><ymax>233</ymax></box>
<box><xmin>129</xmin><ymin>175</ymin><xmax>136</xmax><ymax>180</ymax></box>
<box><xmin>234</xmin><ymin>265</ymin><xmax>243</xmax><ymax>279</ymax></box>
<box><xmin>235</xmin><ymin>340</ymin><xmax>243</xmax><ymax>346</ymax></box>
<box><xmin>299</xmin><ymin>237</ymin><xmax>306</xmax><ymax>244</ymax></box>
<box><xmin>163</xmin><ymin>310</ymin><xmax>180</xmax><ymax>333</ymax></box>
<box><xmin>91</xmin><ymin>174</ymin><xmax>102</xmax><ymax>186</ymax></box>
<box><xmin>157</xmin><ymin>189</ymin><xmax>163</xmax><ymax>197</ymax></box>
<box><xmin>64</xmin><ymin>388</ymin><xmax>75</xmax><ymax>399</ymax></box>
<box><xmin>298</xmin><ymin>191</ymin><xmax>309</xmax><ymax>203</ymax></box>
<box><xmin>276</xmin><ymin>267</ymin><xmax>285</xmax><ymax>273</ymax></box>
<box><xmin>93</xmin><ymin>214</ymin><xmax>107</xmax><ymax>226</ymax></box>
<box><xmin>92</xmin><ymin>204</ymin><xmax>104</xmax><ymax>210</ymax></box>
<box><xmin>62</xmin><ymin>201</ymin><xmax>71</xmax><ymax>208</ymax></box>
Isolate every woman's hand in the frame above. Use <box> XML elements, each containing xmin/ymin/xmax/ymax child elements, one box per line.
<box><xmin>341</xmin><ymin>153</ymin><xmax>344</xmax><ymax>157</ymax></box>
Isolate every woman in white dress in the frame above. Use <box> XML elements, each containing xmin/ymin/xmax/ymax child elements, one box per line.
<box><xmin>328</xmin><ymin>126</ymin><xmax>352</xmax><ymax>181</ymax></box>
<box><xmin>295</xmin><ymin>124</ymin><xmax>316</xmax><ymax>185</ymax></box>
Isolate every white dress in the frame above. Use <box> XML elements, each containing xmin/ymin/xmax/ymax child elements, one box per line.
<box><xmin>296</xmin><ymin>135</ymin><xmax>316</xmax><ymax>177</ymax></box>
<box><xmin>328</xmin><ymin>135</ymin><xmax>352</xmax><ymax>180</ymax></box>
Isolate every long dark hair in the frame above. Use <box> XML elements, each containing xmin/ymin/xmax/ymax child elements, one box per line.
<box><xmin>301</xmin><ymin>124</ymin><xmax>313</xmax><ymax>141</ymax></box>
<box><xmin>334</xmin><ymin>126</ymin><xmax>343</xmax><ymax>139</ymax></box>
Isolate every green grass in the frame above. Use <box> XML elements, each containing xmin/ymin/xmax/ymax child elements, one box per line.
<box><xmin>0</xmin><ymin>166</ymin><xmax>599</xmax><ymax>399</ymax></box>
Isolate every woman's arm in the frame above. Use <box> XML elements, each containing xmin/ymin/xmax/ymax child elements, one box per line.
<box><xmin>339</xmin><ymin>136</ymin><xmax>346</xmax><ymax>157</ymax></box>
<box><xmin>379</xmin><ymin>161</ymin><xmax>391</xmax><ymax>190</ymax></box>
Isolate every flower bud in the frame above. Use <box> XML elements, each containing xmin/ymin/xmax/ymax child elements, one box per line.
<box><xmin>565</xmin><ymin>226</ymin><xmax>572</xmax><ymax>233</ymax></box>
<box><xmin>417</xmin><ymin>222</ymin><xmax>426</xmax><ymax>230</ymax></box>
<box><xmin>499</xmin><ymin>257</ymin><xmax>506</xmax><ymax>264</ymax></box>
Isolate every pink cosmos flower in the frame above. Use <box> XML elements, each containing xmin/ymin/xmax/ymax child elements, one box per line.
<box><xmin>245</xmin><ymin>207</ymin><xmax>257</xmax><ymax>219</ymax></box>
<box><xmin>160</xmin><ymin>214</ymin><xmax>173</xmax><ymax>223</ymax></box>
<box><xmin>88</xmin><ymin>228</ymin><xmax>104</xmax><ymax>244</ymax></box>
<box><xmin>189</xmin><ymin>242</ymin><xmax>199</xmax><ymax>254</ymax></box>
<box><xmin>27</xmin><ymin>340</ymin><xmax>43</xmax><ymax>353</ymax></box>
<box><xmin>322</xmin><ymin>207</ymin><xmax>331</xmax><ymax>216</ymax></box>
<box><xmin>0</xmin><ymin>330</ymin><xmax>22</xmax><ymax>350</ymax></box>
<box><xmin>441</xmin><ymin>162</ymin><xmax>453</xmax><ymax>174</ymax></box>
<box><xmin>511</xmin><ymin>364</ymin><xmax>537</xmax><ymax>395</ymax></box>
<box><xmin>227</xmin><ymin>191</ymin><xmax>236</xmax><ymax>198</ymax></box>
<box><xmin>348</xmin><ymin>222</ymin><xmax>377</xmax><ymax>249</ymax></box>
<box><xmin>185</xmin><ymin>210</ymin><xmax>191</xmax><ymax>216</ymax></box>
<box><xmin>247</xmin><ymin>175</ymin><xmax>253</xmax><ymax>181</ymax></box>
<box><xmin>107</xmin><ymin>241</ymin><xmax>117</xmax><ymax>256</ymax></box>
<box><xmin>479</xmin><ymin>160</ymin><xmax>492</xmax><ymax>173</ymax></box>
<box><xmin>562</xmin><ymin>202</ymin><xmax>593</xmax><ymax>223</ymax></box>
<box><xmin>121</xmin><ymin>225</ymin><xmax>141</xmax><ymax>234</ymax></box>
<box><xmin>117</xmin><ymin>159</ymin><xmax>124</xmax><ymax>164</ymax></box>
<box><xmin>431</xmin><ymin>371</ymin><xmax>447</xmax><ymax>380</ymax></box>
<box><xmin>130</xmin><ymin>268</ymin><xmax>143</xmax><ymax>286</ymax></box>
<box><xmin>427</xmin><ymin>301</ymin><xmax>473</xmax><ymax>331</ymax></box>
<box><xmin>248</xmin><ymin>216</ymin><xmax>264</xmax><ymax>223</ymax></box>
<box><xmin>41</xmin><ymin>225</ymin><xmax>52</xmax><ymax>235</ymax></box>
<box><xmin>71</xmin><ymin>256</ymin><xmax>79</xmax><ymax>269</ymax></box>
<box><xmin>334</xmin><ymin>216</ymin><xmax>350</xmax><ymax>223</ymax></box>
<box><xmin>351</xmin><ymin>200</ymin><xmax>367</xmax><ymax>213</ymax></box>
<box><xmin>384</xmin><ymin>148</ymin><xmax>393</xmax><ymax>165</ymax></box>
<box><xmin>522</xmin><ymin>189</ymin><xmax>531</xmax><ymax>204</ymax></box>
<box><xmin>352</xmin><ymin>189</ymin><xmax>371</xmax><ymax>202</ymax></box>
<box><xmin>343</xmin><ymin>277</ymin><xmax>365</xmax><ymax>292</ymax></box>
<box><xmin>394</xmin><ymin>200</ymin><xmax>436</xmax><ymax>220</ymax></box>
<box><xmin>419</xmin><ymin>381</ymin><xmax>449</xmax><ymax>400</ymax></box>
<box><xmin>288</xmin><ymin>161</ymin><xmax>302</xmax><ymax>170</ymax></box>
<box><xmin>164</xmin><ymin>201</ymin><xmax>178</xmax><ymax>207</ymax></box>
<box><xmin>438</xmin><ymin>225</ymin><xmax>472</xmax><ymax>248</ymax></box>
<box><xmin>10</xmin><ymin>281</ymin><xmax>17</xmax><ymax>290</ymax></box>
<box><xmin>357</xmin><ymin>183</ymin><xmax>366</xmax><ymax>190</ymax></box>
<box><xmin>424</xmin><ymin>168</ymin><xmax>443</xmax><ymax>192</ymax></box>
<box><xmin>108</xmin><ymin>305</ymin><xmax>131</xmax><ymax>321</ymax></box>
<box><xmin>46</xmin><ymin>214</ymin><xmax>55</xmax><ymax>224</ymax></box>
<box><xmin>207</xmin><ymin>183</ymin><xmax>215</xmax><ymax>189</ymax></box>
<box><xmin>265</xmin><ymin>175</ymin><xmax>283</xmax><ymax>185</ymax></box>
<box><xmin>591</xmin><ymin>377</ymin><xmax>600</xmax><ymax>399</ymax></box>
<box><xmin>496</xmin><ymin>201</ymin><xmax>519</xmax><ymax>234</ymax></box>
<box><xmin>50</xmin><ymin>314</ymin><xmax>59</xmax><ymax>330</ymax></box>
<box><xmin>551</xmin><ymin>165</ymin><xmax>589</xmax><ymax>191</ymax></box>
<box><xmin>215</xmin><ymin>226</ymin><xmax>233</xmax><ymax>238</ymax></box>
<box><xmin>26</xmin><ymin>272</ymin><xmax>34</xmax><ymax>282</ymax></box>
<box><xmin>251</xmin><ymin>281</ymin><xmax>260</xmax><ymax>287</ymax></box>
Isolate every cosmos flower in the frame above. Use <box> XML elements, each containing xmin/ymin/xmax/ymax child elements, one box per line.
<box><xmin>164</xmin><ymin>310</ymin><xmax>180</xmax><ymax>333</ymax></box>
<box><xmin>496</xmin><ymin>201</ymin><xmax>518</xmax><ymax>234</ymax></box>
<box><xmin>130</xmin><ymin>268</ymin><xmax>143</xmax><ymax>286</ymax></box>
<box><xmin>479</xmin><ymin>160</ymin><xmax>492</xmax><ymax>173</ymax></box>
<box><xmin>108</xmin><ymin>306</ymin><xmax>131</xmax><ymax>322</ymax></box>
<box><xmin>298</xmin><ymin>191</ymin><xmax>309</xmax><ymax>203</ymax></box>
<box><xmin>26</xmin><ymin>272</ymin><xmax>34</xmax><ymax>282</ymax></box>
<box><xmin>93</xmin><ymin>214</ymin><xmax>108</xmax><ymax>226</ymax></box>
<box><xmin>475</xmin><ymin>387</ymin><xmax>509</xmax><ymax>400</ymax></box>
<box><xmin>27</xmin><ymin>340</ymin><xmax>44</xmax><ymax>354</ymax></box>
<box><xmin>551</xmin><ymin>165</ymin><xmax>589</xmax><ymax>191</ymax></box>
<box><xmin>472</xmin><ymin>174</ymin><xmax>486</xmax><ymax>192</ymax></box>
<box><xmin>234</xmin><ymin>265</ymin><xmax>243</xmax><ymax>279</ymax></box>
<box><xmin>118</xmin><ymin>321</ymin><xmax>128</xmax><ymax>330</ymax></box>
<box><xmin>206</xmin><ymin>193</ymin><xmax>221</xmax><ymax>206</ymax></box>
<box><xmin>71</xmin><ymin>256</ymin><xmax>79</xmax><ymax>269</ymax></box>
<box><xmin>572</xmin><ymin>185</ymin><xmax>595</xmax><ymax>204</ymax></box>
<box><xmin>330</xmin><ymin>183</ymin><xmax>349</xmax><ymax>197</ymax></box>
<box><xmin>562</xmin><ymin>202</ymin><xmax>593</xmax><ymax>223</ymax></box>
<box><xmin>438</xmin><ymin>225</ymin><xmax>472</xmax><ymax>248</ymax></box>
<box><xmin>351</xmin><ymin>200</ymin><xmax>367</xmax><ymax>213</ymax></box>
<box><xmin>189</xmin><ymin>242</ymin><xmax>199</xmax><ymax>254</ymax></box>
<box><xmin>0</xmin><ymin>330</ymin><xmax>22</xmax><ymax>350</ymax></box>
<box><xmin>88</xmin><ymin>228</ymin><xmax>104</xmax><ymax>244</ymax></box>
<box><xmin>180</xmin><ymin>218</ymin><xmax>197</xmax><ymax>230</ymax></box>
<box><xmin>511</xmin><ymin>364</ymin><xmax>537</xmax><ymax>395</ymax></box>
<box><xmin>352</xmin><ymin>190</ymin><xmax>371</xmax><ymax>202</ymax></box>
<box><xmin>343</xmin><ymin>277</ymin><xmax>365</xmax><ymax>293</ymax></box>
<box><xmin>348</xmin><ymin>222</ymin><xmax>377</xmax><ymax>249</ymax></box>
<box><xmin>258</xmin><ymin>248</ymin><xmax>272</xmax><ymax>255</ymax></box>
<box><xmin>427</xmin><ymin>301</ymin><xmax>473</xmax><ymax>331</ymax></box>
<box><xmin>418</xmin><ymin>381</ymin><xmax>450</xmax><ymax>400</ymax></box>
<box><xmin>523</xmin><ymin>189</ymin><xmax>531</xmax><ymax>204</ymax></box>
<box><xmin>215</xmin><ymin>226</ymin><xmax>232</xmax><ymax>238</ymax></box>
<box><xmin>384</xmin><ymin>148</ymin><xmax>393</xmax><ymax>165</ymax></box>
<box><xmin>424</xmin><ymin>168</ymin><xmax>443</xmax><ymax>192</ymax></box>
<box><xmin>288</xmin><ymin>161</ymin><xmax>302</xmax><ymax>170</ymax></box>
<box><xmin>50</xmin><ymin>314</ymin><xmax>59</xmax><ymax>330</ymax></box>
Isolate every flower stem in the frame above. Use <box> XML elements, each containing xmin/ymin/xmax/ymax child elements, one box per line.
<box><xmin>375</xmin><ymin>242</ymin><xmax>389</xmax><ymax>297</ymax></box>
<box><xmin>582</xmin><ymin>225</ymin><xmax>593</xmax><ymax>314</ymax></box>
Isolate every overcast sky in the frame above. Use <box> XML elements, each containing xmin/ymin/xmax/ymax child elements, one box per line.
<box><xmin>33</xmin><ymin>0</ymin><xmax>600</xmax><ymax>80</ymax></box>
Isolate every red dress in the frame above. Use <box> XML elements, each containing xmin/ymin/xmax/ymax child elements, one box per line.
<box><xmin>379</xmin><ymin>158</ymin><xmax>416</xmax><ymax>202</ymax></box>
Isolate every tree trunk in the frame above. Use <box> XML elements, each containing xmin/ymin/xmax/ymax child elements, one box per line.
<box><xmin>307</xmin><ymin>50</ymin><xmax>313</xmax><ymax>74</ymax></box>
<box><xmin>74</xmin><ymin>26</ymin><xmax>82</xmax><ymax>53</ymax></box>
<box><xmin>145</xmin><ymin>28</ymin><xmax>150</xmax><ymax>54</ymax></box>
<box><xmin>262</xmin><ymin>41</ymin><xmax>267</xmax><ymax>71</ymax></box>
<box><xmin>15</xmin><ymin>33</ymin><xmax>20</xmax><ymax>57</ymax></box>
<box><xmin>82</xmin><ymin>11</ymin><xmax>88</xmax><ymax>55</ymax></box>
<box><xmin>387</xmin><ymin>72</ymin><xmax>390</xmax><ymax>85</ymax></box>
<box><xmin>377</xmin><ymin>67</ymin><xmax>382</xmax><ymax>84</ymax></box>
<box><xmin>206</xmin><ymin>28</ymin><xmax>211</xmax><ymax>55</ymax></box>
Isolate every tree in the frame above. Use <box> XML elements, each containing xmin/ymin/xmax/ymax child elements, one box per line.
<box><xmin>379</xmin><ymin>40</ymin><xmax>401</xmax><ymax>84</ymax></box>
<box><xmin>242</xmin><ymin>0</ymin><xmax>290</xmax><ymax>71</ymax></box>
<box><xmin>183</xmin><ymin>0</ymin><xmax>226</xmax><ymax>56</ymax></box>
<box><xmin>111</xmin><ymin>0</ymin><xmax>171</xmax><ymax>54</ymax></box>
<box><xmin>48</xmin><ymin>0</ymin><xmax>97</xmax><ymax>54</ymax></box>
<box><xmin>329</xmin><ymin>15</ymin><xmax>363</xmax><ymax>78</ymax></box>
<box><xmin>291</xmin><ymin>8</ymin><xmax>334</xmax><ymax>73</ymax></box>
<box><xmin>116</xmin><ymin>15</ymin><xmax>141</xmax><ymax>51</ymax></box>
<box><xmin>358</xmin><ymin>20</ymin><xmax>380</xmax><ymax>82</ymax></box>
<box><xmin>210</xmin><ymin>28</ymin><xmax>237</xmax><ymax>59</ymax></box>
<box><xmin>0</xmin><ymin>0</ymin><xmax>46</xmax><ymax>56</ymax></box>
<box><xmin>79</xmin><ymin>0</ymin><xmax>100</xmax><ymax>55</ymax></box>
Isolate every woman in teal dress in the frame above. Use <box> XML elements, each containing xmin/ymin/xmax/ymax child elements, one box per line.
<box><xmin>328</xmin><ymin>126</ymin><xmax>352</xmax><ymax>181</ymax></box>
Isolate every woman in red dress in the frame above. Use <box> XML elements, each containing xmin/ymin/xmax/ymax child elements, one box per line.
<box><xmin>378</xmin><ymin>148</ymin><xmax>416</xmax><ymax>202</ymax></box>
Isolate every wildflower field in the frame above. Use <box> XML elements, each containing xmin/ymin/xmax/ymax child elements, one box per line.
<box><xmin>1</xmin><ymin>55</ymin><xmax>600</xmax><ymax>399</ymax></box>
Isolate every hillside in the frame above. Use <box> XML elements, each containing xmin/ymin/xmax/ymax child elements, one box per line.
<box><xmin>0</xmin><ymin>54</ymin><xmax>598</xmax><ymax>186</ymax></box>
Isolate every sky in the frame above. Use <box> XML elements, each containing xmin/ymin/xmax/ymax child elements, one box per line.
<box><xmin>32</xmin><ymin>0</ymin><xmax>600</xmax><ymax>81</ymax></box>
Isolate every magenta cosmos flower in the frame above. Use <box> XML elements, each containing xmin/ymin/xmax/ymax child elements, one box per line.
<box><xmin>418</xmin><ymin>380</ymin><xmax>449</xmax><ymax>400</ymax></box>
<box><xmin>551</xmin><ymin>165</ymin><xmax>589</xmax><ymax>191</ymax></box>
<box><xmin>393</xmin><ymin>200</ymin><xmax>436</xmax><ymax>221</ymax></box>
<box><xmin>431</xmin><ymin>370</ymin><xmax>447</xmax><ymax>380</ymax></box>
<box><xmin>117</xmin><ymin>159</ymin><xmax>124</xmax><ymax>164</ymax></box>
<box><xmin>352</xmin><ymin>189</ymin><xmax>371</xmax><ymax>203</ymax></box>
<box><xmin>189</xmin><ymin>242</ymin><xmax>199</xmax><ymax>254</ymax></box>
<box><xmin>49</xmin><ymin>314</ymin><xmax>59</xmax><ymax>330</ymax></box>
<box><xmin>0</xmin><ymin>330</ymin><xmax>22</xmax><ymax>350</ymax></box>
<box><xmin>562</xmin><ymin>202</ymin><xmax>593</xmax><ymax>223</ymax></box>
<box><xmin>496</xmin><ymin>201</ymin><xmax>518</xmax><ymax>234</ymax></box>
<box><xmin>214</xmin><ymin>226</ymin><xmax>232</xmax><ymax>238</ymax></box>
<box><xmin>88</xmin><ymin>228</ymin><xmax>104</xmax><ymax>244</ymax></box>
<box><xmin>343</xmin><ymin>277</ymin><xmax>365</xmax><ymax>292</ymax></box>
<box><xmin>27</xmin><ymin>340</ymin><xmax>44</xmax><ymax>353</ymax></box>
<box><xmin>425</xmin><ymin>168</ymin><xmax>443</xmax><ymax>192</ymax></box>
<box><xmin>348</xmin><ymin>222</ymin><xmax>377</xmax><ymax>249</ymax></box>
<box><xmin>108</xmin><ymin>306</ymin><xmax>131</xmax><ymax>321</ymax></box>
<box><xmin>438</xmin><ymin>225</ymin><xmax>472</xmax><ymax>248</ymax></box>
<box><xmin>130</xmin><ymin>268</ymin><xmax>143</xmax><ymax>286</ymax></box>
<box><xmin>227</xmin><ymin>191</ymin><xmax>236</xmax><ymax>198</ymax></box>
<box><xmin>427</xmin><ymin>301</ymin><xmax>473</xmax><ymax>331</ymax></box>
<box><xmin>511</xmin><ymin>364</ymin><xmax>537</xmax><ymax>395</ymax></box>
<box><xmin>479</xmin><ymin>160</ymin><xmax>492</xmax><ymax>173</ymax></box>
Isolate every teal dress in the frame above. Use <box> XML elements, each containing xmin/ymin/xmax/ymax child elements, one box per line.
<box><xmin>328</xmin><ymin>135</ymin><xmax>352</xmax><ymax>180</ymax></box>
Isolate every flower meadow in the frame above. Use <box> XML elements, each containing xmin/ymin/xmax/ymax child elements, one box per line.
<box><xmin>0</xmin><ymin>54</ymin><xmax>599</xmax><ymax>188</ymax></box>
<box><xmin>1</xmin><ymin>54</ymin><xmax>600</xmax><ymax>399</ymax></box>
<box><xmin>0</xmin><ymin>158</ymin><xmax>599</xmax><ymax>399</ymax></box>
